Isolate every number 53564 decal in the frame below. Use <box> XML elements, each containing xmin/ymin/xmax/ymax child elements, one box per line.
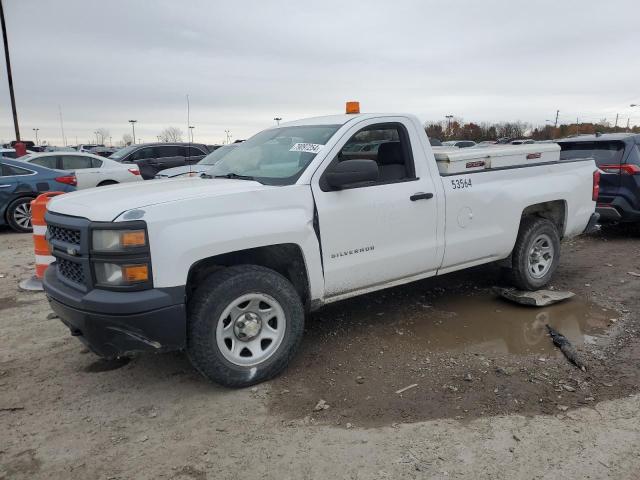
<box><xmin>451</xmin><ymin>178</ymin><xmax>472</xmax><ymax>189</ymax></box>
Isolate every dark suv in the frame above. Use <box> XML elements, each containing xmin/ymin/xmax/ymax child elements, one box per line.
<box><xmin>109</xmin><ymin>143</ymin><xmax>210</xmax><ymax>179</ymax></box>
<box><xmin>558</xmin><ymin>133</ymin><xmax>640</xmax><ymax>228</ymax></box>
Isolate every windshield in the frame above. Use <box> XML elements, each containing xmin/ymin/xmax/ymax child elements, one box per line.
<box><xmin>109</xmin><ymin>145</ymin><xmax>137</xmax><ymax>160</ymax></box>
<box><xmin>198</xmin><ymin>145</ymin><xmax>236</xmax><ymax>165</ymax></box>
<box><xmin>208</xmin><ymin>125</ymin><xmax>341</xmax><ymax>185</ymax></box>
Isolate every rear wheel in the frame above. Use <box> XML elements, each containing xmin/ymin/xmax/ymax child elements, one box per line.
<box><xmin>187</xmin><ymin>265</ymin><xmax>305</xmax><ymax>387</ymax></box>
<box><xmin>504</xmin><ymin>217</ymin><xmax>560</xmax><ymax>290</ymax></box>
<box><xmin>6</xmin><ymin>197</ymin><xmax>34</xmax><ymax>233</ymax></box>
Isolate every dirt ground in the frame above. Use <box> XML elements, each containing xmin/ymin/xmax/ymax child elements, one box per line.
<box><xmin>1</xmin><ymin>225</ymin><xmax>639</xmax><ymax>479</ymax></box>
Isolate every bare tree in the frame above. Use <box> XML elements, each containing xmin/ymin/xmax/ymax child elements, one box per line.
<box><xmin>95</xmin><ymin>128</ymin><xmax>110</xmax><ymax>144</ymax></box>
<box><xmin>122</xmin><ymin>133</ymin><xmax>133</xmax><ymax>146</ymax></box>
<box><xmin>159</xmin><ymin>127</ymin><xmax>184</xmax><ymax>142</ymax></box>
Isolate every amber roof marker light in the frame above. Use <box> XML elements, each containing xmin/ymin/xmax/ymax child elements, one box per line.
<box><xmin>346</xmin><ymin>101</ymin><xmax>360</xmax><ymax>114</ymax></box>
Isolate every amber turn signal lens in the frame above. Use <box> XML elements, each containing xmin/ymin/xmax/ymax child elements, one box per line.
<box><xmin>122</xmin><ymin>264</ymin><xmax>149</xmax><ymax>282</ymax></box>
<box><xmin>121</xmin><ymin>230</ymin><xmax>146</xmax><ymax>247</ymax></box>
<box><xmin>345</xmin><ymin>101</ymin><xmax>360</xmax><ymax>114</ymax></box>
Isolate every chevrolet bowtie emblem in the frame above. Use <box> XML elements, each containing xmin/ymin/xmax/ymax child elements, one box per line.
<box><xmin>66</xmin><ymin>247</ymin><xmax>79</xmax><ymax>256</ymax></box>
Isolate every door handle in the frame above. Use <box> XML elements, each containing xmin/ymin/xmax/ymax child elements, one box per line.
<box><xmin>410</xmin><ymin>192</ymin><xmax>433</xmax><ymax>201</ymax></box>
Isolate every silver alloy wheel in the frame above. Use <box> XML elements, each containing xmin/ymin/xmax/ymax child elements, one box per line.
<box><xmin>216</xmin><ymin>293</ymin><xmax>286</xmax><ymax>367</ymax></box>
<box><xmin>528</xmin><ymin>233</ymin><xmax>554</xmax><ymax>279</ymax></box>
<box><xmin>13</xmin><ymin>201</ymin><xmax>32</xmax><ymax>229</ymax></box>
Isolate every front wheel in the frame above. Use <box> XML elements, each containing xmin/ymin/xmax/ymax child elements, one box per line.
<box><xmin>504</xmin><ymin>217</ymin><xmax>560</xmax><ymax>291</ymax></box>
<box><xmin>187</xmin><ymin>265</ymin><xmax>305</xmax><ymax>387</ymax></box>
<box><xmin>6</xmin><ymin>197</ymin><xmax>34</xmax><ymax>233</ymax></box>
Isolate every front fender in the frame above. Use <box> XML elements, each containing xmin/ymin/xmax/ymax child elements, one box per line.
<box><xmin>141</xmin><ymin>185</ymin><xmax>324</xmax><ymax>301</ymax></box>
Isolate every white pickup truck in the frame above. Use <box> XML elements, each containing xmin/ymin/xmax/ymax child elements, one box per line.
<box><xmin>43</xmin><ymin>110</ymin><xmax>600</xmax><ymax>387</ymax></box>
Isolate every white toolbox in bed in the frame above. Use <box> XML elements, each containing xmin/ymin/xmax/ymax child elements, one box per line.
<box><xmin>433</xmin><ymin>143</ymin><xmax>560</xmax><ymax>175</ymax></box>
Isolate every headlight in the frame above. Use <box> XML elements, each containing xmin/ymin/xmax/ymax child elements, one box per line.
<box><xmin>93</xmin><ymin>229</ymin><xmax>147</xmax><ymax>252</ymax></box>
<box><xmin>94</xmin><ymin>262</ymin><xmax>149</xmax><ymax>286</ymax></box>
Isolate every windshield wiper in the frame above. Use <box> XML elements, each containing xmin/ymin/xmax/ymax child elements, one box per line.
<box><xmin>213</xmin><ymin>173</ymin><xmax>257</xmax><ymax>181</ymax></box>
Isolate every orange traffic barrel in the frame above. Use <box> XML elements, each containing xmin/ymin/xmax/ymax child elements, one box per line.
<box><xmin>19</xmin><ymin>192</ymin><xmax>65</xmax><ymax>291</ymax></box>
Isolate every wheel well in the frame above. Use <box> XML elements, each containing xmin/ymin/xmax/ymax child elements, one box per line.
<box><xmin>521</xmin><ymin>200</ymin><xmax>566</xmax><ymax>237</ymax></box>
<box><xmin>186</xmin><ymin>244</ymin><xmax>311</xmax><ymax>309</ymax></box>
<box><xmin>97</xmin><ymin>180</ymin><xmax>118</xmax><ymax>186</ymax></box>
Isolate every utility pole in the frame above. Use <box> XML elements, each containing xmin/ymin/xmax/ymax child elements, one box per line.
<box><xmin>576</xmin><ymin>117</ymin><xmax>580</xmax><ymax>135</ymax></box>
<box><xmin>614</xmin><ymin>113</ymin><xmax>619</xmax><ymax>129</ymax></box>
<box><xmin>1</xmin><ymin>0</ymin><xmax>20</xmax><ymax>141</ymax></box>
<box><xmin>128</xmin><ymin>120</ymin><xmax>137</xmax><ymax>144</ymax></box>
<box><xmin>554</xmin><ymin>110</ymin><xmax>559</xmax><ymax>128</ymax></box>
<box><xmin>626</xmin><ymin>118</ymin><xmax>630</xmax><ymax>132</ymax></box>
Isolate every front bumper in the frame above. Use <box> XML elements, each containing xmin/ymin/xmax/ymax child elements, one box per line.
<box><xmin>44</xmin><ymin>265</ymin><xmax>186</xmax><ymax>358</ymax></box>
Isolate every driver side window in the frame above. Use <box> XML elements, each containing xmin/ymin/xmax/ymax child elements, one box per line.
<box><xmin>338</xmin><ymin>123</ymin><xmax>416</xmax><ymax>184</ymax></box>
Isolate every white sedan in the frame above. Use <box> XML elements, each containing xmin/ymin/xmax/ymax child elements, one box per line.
<box><xmin>19</xmin><ymin>152</ymin><xmax>142</xmax><ymax>189</ymax></box>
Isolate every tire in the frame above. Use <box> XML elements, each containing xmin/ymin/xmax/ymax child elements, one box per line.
<box><xmin>187</xmin><ymin>265</ymin><xmax>305</xmax><ymax>387</ymax></box>
<box><xmin>6</xmin><ymin>197</ymin><xmax>34</xmax><ymax>233</ymax></box>
<box><xmin>504</xmin><ymin>216</ymin><xmax>560</xmax><ymax>291</ymax></box>
<box><xmin>97</xmin><ymin>180</ymin><xmax>118</xmax><ymax>187</ymax></box>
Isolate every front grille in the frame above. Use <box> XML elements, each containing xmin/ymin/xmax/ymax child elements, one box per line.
<box><xmin>48</xmin><ymin>225</ymin><xmax>81</xmax><ymax>245</ymax></box>
<box><xmin>57</xmin><ymin>258</ymin><xmax>85</xmax><ymax>285</ymax></box>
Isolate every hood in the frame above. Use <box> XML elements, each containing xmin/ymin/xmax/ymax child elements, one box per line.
<box><xmin>47</xmin><ymin>177</ymin><xmax>272</xmax><ymax>221</ymax></box>
<box><xmin>155</xmin><ymin>165</ymin><xmax>213</xmax><ymax>178</ymax></box>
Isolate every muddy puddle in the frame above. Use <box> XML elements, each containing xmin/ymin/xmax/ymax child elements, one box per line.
<box><xmin>393</xmin><ymin>294</ymin><xmax>613</xmax><ymax>357</ymax></box>
<box><xmin>268</xmin><ymin>288</ymin><xmax>620</xmax><ymax>426</ymax></box>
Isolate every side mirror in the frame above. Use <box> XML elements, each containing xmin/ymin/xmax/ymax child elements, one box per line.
<box><xmin>325</xmin><ymin>159</ymin><xmax>379</xmax><ymax>190</ymax></box>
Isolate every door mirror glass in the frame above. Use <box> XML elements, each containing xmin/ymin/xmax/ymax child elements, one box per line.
<box><xmin>325</xmin><ymin>159</ymin><xmax>378</xmax><ymax>189</ymax></box>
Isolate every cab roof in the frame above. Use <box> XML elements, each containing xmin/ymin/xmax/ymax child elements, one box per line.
<box><xmin>277</xmin><ymin>113</ymin><xmax>414</xmax><ymax>128</ymax></box>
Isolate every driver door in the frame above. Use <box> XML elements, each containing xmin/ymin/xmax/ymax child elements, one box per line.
<box><xmin>311</xmin><ymin>118</ymin><xmax>441</xmax><ymax>297</ymax></box>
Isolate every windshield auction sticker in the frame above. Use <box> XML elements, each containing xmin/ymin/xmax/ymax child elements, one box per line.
<box><xmin>289</xmin><ymin>143</ymin><xmax>324</xmax><ymax>154</ymax></box>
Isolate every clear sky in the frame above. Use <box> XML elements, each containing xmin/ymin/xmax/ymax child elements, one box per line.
<box><xmin>1</xmin><ymin>0</ymin><xmax>639</xmax><ymax>145</ymax></box>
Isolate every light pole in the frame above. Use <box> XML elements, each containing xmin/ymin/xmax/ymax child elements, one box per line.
<box><xmin>128</xmin><ymin>119</ymin><xmax>137</xmax><ymax>144</ymax></box>
<box><xmin>32</xmin><ymin>128</ymin><xmax>39</xmax><ymax>145</ymax></box>
<box><xmin>445</xmin><ymin>115</ymin><xmax>454</xmax><ymax>138</ymax></box>
<box><xmin>274</xmin><ymin>117</ymin><xmax>282</xmax><ymax>126</ymax></box>
<box><xmin>1</xmin><ymin>0</ymin><xmax>20</xmax><ymax>141</ymax></box>
<box><xmin>94</xmin><ymin>130</ymin><xmax>99</xmax><ymax>144</ymax></box>
<box><xmin>188</xmin><ymin>125</ymin><xmax>195</xmax><ymax>143</ymax></box>
<box><xmin>224</xmin><ymin>129</ymin><xmax>231</xmax><ymax>144</ymax></box>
